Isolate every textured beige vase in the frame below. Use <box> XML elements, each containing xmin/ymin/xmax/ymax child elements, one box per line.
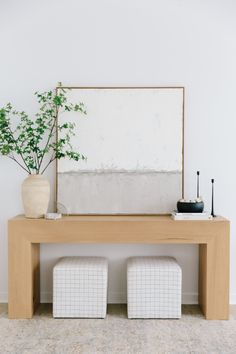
<box><xmin>22</xmin><ymin>174</ymin><xmax>50</xmax><ymax>218</ymax></box>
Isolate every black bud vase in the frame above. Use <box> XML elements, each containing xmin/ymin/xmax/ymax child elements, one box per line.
<box><xmin>177</xmin><ymin>170</ymin><xmax>204</xmax><ymax>213</ymax></box>
<box><xmin>177</xmin><ymin>200</ymin><xmax>204</xmax><ymax>213</ymax></box>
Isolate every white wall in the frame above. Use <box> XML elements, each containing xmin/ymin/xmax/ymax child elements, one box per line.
<box><xmin>0</xmin><ymin>0</ymin><xmax>236</xmax><ymax>303</ymax></box>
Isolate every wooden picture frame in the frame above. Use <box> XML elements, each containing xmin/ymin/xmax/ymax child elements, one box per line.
<box><xmin>56</xmin><ymin>86</ymin><xmax>184</xmax><ymax>215</ymax></box>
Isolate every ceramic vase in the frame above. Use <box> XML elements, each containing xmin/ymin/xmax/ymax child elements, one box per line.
<box><xmin>22</xmin><ymin>174</ymin><xmax>50</xmax><ymax>218</ymax></box>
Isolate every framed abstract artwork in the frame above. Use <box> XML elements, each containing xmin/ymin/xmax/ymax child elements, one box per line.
<box><xmin>56</xmin><ymin>87</ymin><xmax>184</xmax><ymax>214</ymax></box>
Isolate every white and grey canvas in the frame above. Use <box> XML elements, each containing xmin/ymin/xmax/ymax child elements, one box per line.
<box><xmin>57</xmin><ymin>88</ymin><xmax>184</xmax><ymax>214</ymax></box>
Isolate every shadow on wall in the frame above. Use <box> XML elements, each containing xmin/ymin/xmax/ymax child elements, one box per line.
<box><xmin>40</xmin><ymin>243</ymin><xmax>198</xmax><ymax>304</ymax></box>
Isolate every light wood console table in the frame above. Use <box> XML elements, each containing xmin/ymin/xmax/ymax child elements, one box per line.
<box><xmin>8</xmin><ymin>215</ymin><xmax>230</xmax><ymax>320</ymax></box>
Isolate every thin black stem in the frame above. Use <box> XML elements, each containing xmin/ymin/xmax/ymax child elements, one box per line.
<box><xmin>33</xmin><ymin>155</ymin><xmax>38</xmax><ymax>174</ymax></box>
<box><xmin>197</xmin><ymin>171</ymin><xmax>200</xmax><ymax>198</ymax></box>
<box><xmin>8</xmin><ymin>155</ymin><xmax>30</xmax><ymax>174</ymax></box>
<box><xmin>38</xmin><ymin>111</ymin><xmax>58</xmax><ymax>172</ymax></box>
<box><xmin>211</xmin><ymin>179</ymin><xmax>215</xmax><ymax>217</ymax></box>
<box><xmin>41</xmin><ymin>156</ymin><xmax>56</xmax><ymax>174</ymax></box>
<box><xmin>7</xmin><ymin>125</ymin><xmax>31</xmax><ymax>173</ymax></box>
<box><xmin>35</xmin><ymin>151</ymin><xmax>40</xmax><ymax>173</ymax></box>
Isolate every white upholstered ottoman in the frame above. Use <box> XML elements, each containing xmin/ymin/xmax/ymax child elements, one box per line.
<box><xmin>53</xmin><ymin>257</ymin><xmax>108</xmax><ymax>318</ymax></box>
<box><xmin>127</xmin><ymin>256</ymin><xmax>182</xmax><ymax>319</ymax></box>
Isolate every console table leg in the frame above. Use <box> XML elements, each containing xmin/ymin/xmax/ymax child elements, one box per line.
<box><xmin>8</xmin><ymin>229</ymin><xmax>40</xmax><ymax>319</ymax></box>
<box><xmin>199</xmin><ymin>244</ymin><xmax>208</xmax><ymax>317</ymax></box>
<box><xmin>199</xmin><ymin>226</ymin><xmax>229</xmax><ymax>320</ymax></box>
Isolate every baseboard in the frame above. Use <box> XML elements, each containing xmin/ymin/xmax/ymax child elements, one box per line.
<box><xmin>182</xmin><ymin>292</ymin><xmax>198</xmax><ymax>305</ymax></box>
<box><xmin>40</xmin><ymin>291</ymin><xmax>198</xmax><ymax>304</ymax></box>
<box><xmin>108</xmin><ymin>291</ymin><xmax>127</xmax><ymax>304</ymax></box>
<box><xmin>1</xmin><ymin>291</ymin><xmax>236</xmax><ymax>304</ymax></box>
<box><xmin>230</xmin><ymin>293</ymin><xmax>236</xmax><ymax>304</ymax></box>
<box><xmin>0</xmin><ymin>292</ymin><xmax>8</xmax><ymax>303</ymax></box>
<box><xmin>40</xmin><ymin>292</ymin><xmax>52</xmax><ymax>303</ymax></box>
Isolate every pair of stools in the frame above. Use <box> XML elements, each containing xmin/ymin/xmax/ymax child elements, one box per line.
<box><xmin>53</xmin><ymin>256</ymin><xmax>182</xmax><ymax>319</ymax></box>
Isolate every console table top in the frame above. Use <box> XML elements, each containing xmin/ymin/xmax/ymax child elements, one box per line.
<box><xmin>10</xmin><ymin>214</ymin><xmax>228</xmax><ymax>222</ymax></box>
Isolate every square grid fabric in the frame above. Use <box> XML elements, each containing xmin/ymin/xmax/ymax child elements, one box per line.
<box><xmin>127</xmin><ymin>256</ymin><xmax>182</xmax><ymax>319</ymax></box>
<box><xmin>53</xmin><ymin>257</ymin><xmax>108</xmax><ymax>318</ymax></box>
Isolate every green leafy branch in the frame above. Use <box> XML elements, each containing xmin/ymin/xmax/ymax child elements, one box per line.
<box><xmin>0</xmin><ymin>88</ymin><xmax>87</xmax><ymax>174</ymax></box>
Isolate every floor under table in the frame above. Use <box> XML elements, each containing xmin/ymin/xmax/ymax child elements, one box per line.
<box><xmin>0</xmin><ymin>304</ymin><xmax>236</xmax><ymax>354</ymax></box>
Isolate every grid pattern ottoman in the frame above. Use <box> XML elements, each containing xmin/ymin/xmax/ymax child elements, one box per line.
<box><xmin>53</xmin><ymin>257</ymin><xmax>108</xmax><ymax>318</ymax></box>
<box><xmin>127</xmin><ymin>256</ymin><xmax>182</xmax><ymax>319</ymax></box>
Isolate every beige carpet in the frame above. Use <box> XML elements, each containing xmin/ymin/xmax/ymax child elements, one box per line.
<box><xmin>0</xmin><ymin>304</ymin><xmax>236</xmax><ymax>354</ymax></box>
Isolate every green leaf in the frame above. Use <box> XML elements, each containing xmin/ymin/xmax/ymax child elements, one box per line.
<box><xmin>0</xmin><ymin>89</ymin><xmax>87</xmax><ymax>174</ymax></box>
